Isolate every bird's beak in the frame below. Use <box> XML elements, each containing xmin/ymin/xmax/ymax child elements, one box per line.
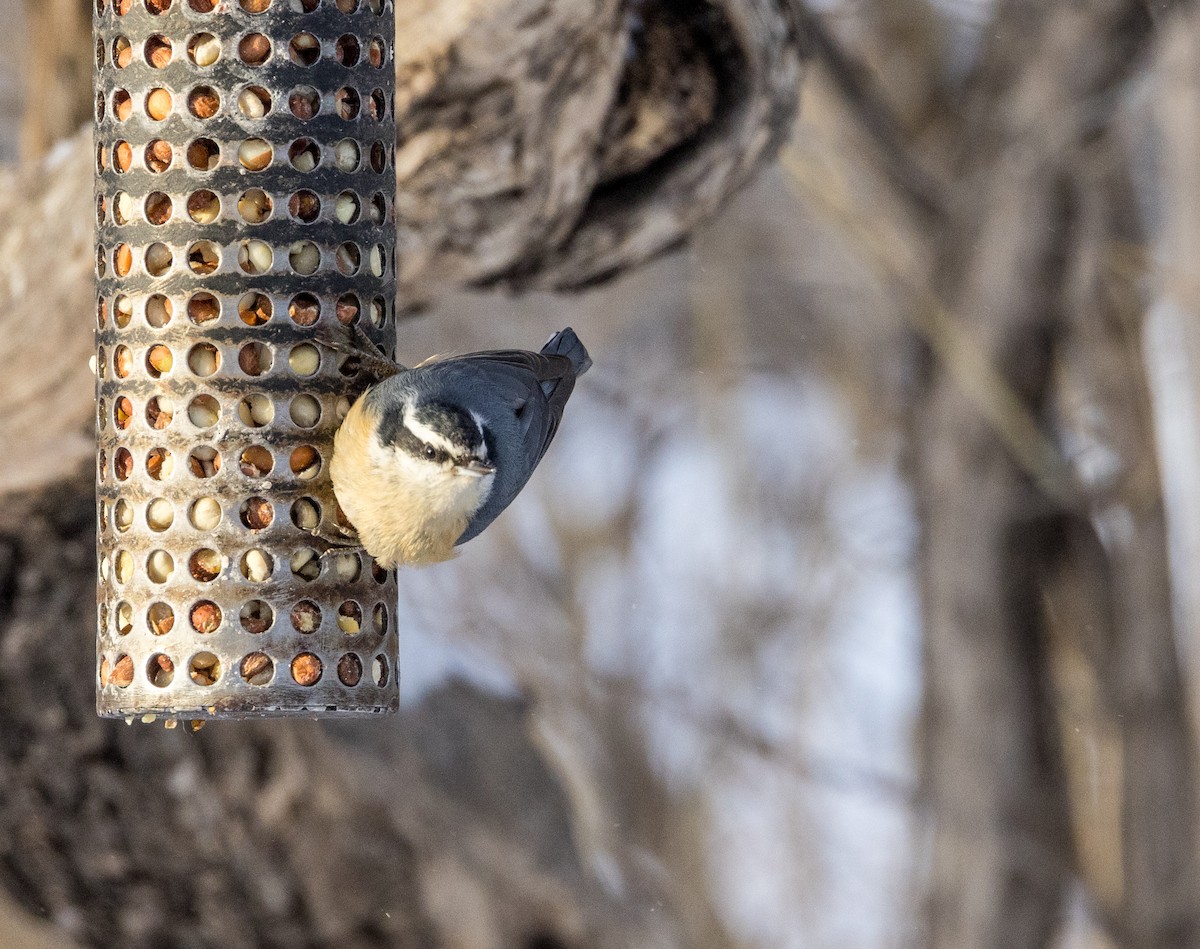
<box><xmin>458</xmin><ymin>459</ymin><xmax>495</xmax><ymax>477</ymax></box>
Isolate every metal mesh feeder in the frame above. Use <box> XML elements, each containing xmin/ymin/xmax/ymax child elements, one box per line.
<box><xmin>94</xmin><ymin>0</ymin><xmax>399</xmax><ymax>720</ymax></box>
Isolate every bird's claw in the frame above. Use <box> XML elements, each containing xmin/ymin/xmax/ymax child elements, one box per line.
<box><xmin>312</xmin><ymin>324</ymin><xmax>402</xmax><ymax>382</ymax></box>
<box><xmin>306</xmin><ymin>524</ymin><xmax>364</xmax><ymax>559</ymax></box>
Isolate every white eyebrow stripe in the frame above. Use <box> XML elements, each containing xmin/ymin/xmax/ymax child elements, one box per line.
<box><xmin>404</xmin><ymin>413</ymin><xmax>457</xmax><ymax>455</ymax></box>
<box><xmin>470</xmin><ymin>411</ymin><xmax>489</xmax><ymax>460</ymax></box>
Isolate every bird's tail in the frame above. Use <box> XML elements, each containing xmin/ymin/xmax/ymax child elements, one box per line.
<box><xmin>542</xmin><ymin>327</ymin><xmax>592</xmax><ymax>377</ymax></box>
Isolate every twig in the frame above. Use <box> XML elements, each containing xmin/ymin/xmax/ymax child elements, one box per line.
<box><xmin>786</xmin><ymin>0</ymin><xmax>950</xmax><ymax>222</ymax></box>
<box><xmin>780</xmin><ymin>148</ymin><xmax>1081</xmax><ymax>509</ymax></box>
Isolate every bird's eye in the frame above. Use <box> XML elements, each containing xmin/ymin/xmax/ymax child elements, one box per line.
<box><xmin>424</xmin><ymin>445</ymin><xmax>436</xmax><ymax>460</ymax></box>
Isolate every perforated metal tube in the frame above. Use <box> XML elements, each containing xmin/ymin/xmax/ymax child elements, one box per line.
<box><xmin>94</xmin><ymin>0</ymin><xmax>398</xmax><ymax>720</ymax></box>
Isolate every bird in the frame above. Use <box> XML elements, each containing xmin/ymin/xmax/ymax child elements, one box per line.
<box><xmin>329</xmin><ymin>327</ymin><xmax>591</xmax><ymax>568</ymax></box>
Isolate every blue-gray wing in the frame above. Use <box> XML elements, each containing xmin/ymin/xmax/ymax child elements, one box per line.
<box><xmin>418</xmin><ymin>349</ymin><xmax>578</xmax><ymax>544</ymax></box>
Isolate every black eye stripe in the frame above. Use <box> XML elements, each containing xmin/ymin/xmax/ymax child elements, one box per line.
<box><xmin>421</xmin><ymin>443</ymin><xmax>451</xmax><ymax>464</ymax></box>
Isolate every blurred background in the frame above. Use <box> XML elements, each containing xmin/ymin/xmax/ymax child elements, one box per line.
<box><xmin>1</xmin><ymin>0</ymin><xmax>1199</xmax><ymax>947</ymax></box>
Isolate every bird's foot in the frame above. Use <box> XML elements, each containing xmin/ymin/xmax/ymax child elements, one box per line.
<box><xmin>312</xmin><ymin>324</ymin><xmax>402</xmax><ymax>382</ymax></box>
<box><xmin>307</xmin><ymin>523</ymin><xmax>364</xmax><ymax>559</ymax></box>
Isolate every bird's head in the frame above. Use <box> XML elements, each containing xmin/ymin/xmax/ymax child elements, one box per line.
<box><xmin>378</xmin><ymin>397</ymin><xmax>495</xmax><ymax>483</ymax></box>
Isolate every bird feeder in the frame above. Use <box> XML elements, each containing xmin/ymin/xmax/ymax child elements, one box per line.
<box><xmin>93</xmin><ymin>0</ymin><xmax>399</xmax><ymax>721</ymax></box>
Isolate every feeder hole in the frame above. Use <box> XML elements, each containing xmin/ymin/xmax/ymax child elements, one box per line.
<box><xmin>114</xmin><ymin>345</ymin><xmax>132</xmax><ymax>379</ymax></box>
<box><xmin>147</xmin><ymin>601</ymin><xmax>174</xmax><ymax>635</ymax></box>
<box><xmin>113</xmin><ymin>549</ymin><xmax>133</xmax><ymax>585</ymax></box>
<box><xmin>146</xmin><ymin>346</ymin><xmax>173</xmax><ymax>378</ymax></box>
<box><xmin>239</xmin><ymin>600</ymin><xmax>273</xmax><ymax>634</ymax></box>
<box><xmin>145</xmin><ymin>241</ymin><xmax>173</xmax><ymax>275</ymax></box>
<box><xmin>241</xmin><ymin>549</ymin><xmax>273</xmax><ymax>582</ymax></box>
<box><xmin>147</xmin><ymin>654</ymin><xmax>175</xmax><ymax>688</ymax></box>
<box><xmin>146</xmin><ymin>88</ymin><xmax>172</xmax><ymax>121</ymax></box>
<box><xmin>289</xmin><ymin>343</ymin><xmax>319</xmax><ymax>376</ymax></box>
<box><xmin>188</xmin><ymin>85</ymin><xmax>221</xmax><ymax>120</ymax></box>
<box><xmin>289</xmin><ymin>445</ymin><xmax>321</xmax><ymax>480</ymax></box>
<box><xmin>146</xmin><ymin>550</ymin><xmax>175</xmax><ymax>584</ymax></box>
<box><xmin>369</xmin><ymin>193</ymin><xmax>386</xmax><ymax>224</ymax></box>
<box><xmin>238</xmin><ymin>240</ymin><xmax>273</xmax><ymax>275</ymax></box>
<box><xmin>289</xmin><ymin>394</ymin><xmax>321</xmax><ymax>428</ymax></box>
<box><xmin>240</xmin><ymin>652</ymin><xmax>273</xmax><ymax>685</ymax></box>
<box><xmin>190</xmin><ymin>601</ymin><xmax>222</xmax><ymax>634</ymax></box>
<box><xmin>289</xmin><ymin>86</ymin><xmax>320</xmax><ymax>120</ymax></box>
<box><xmin>116</xmin><ymin>602</ymin><xmax>134</xmax><ymax>636</ymax></box>
<box><xmin>188</xmin><ymin>498</ymin><xmax>221</xmax><ymax>531</ymax></box>
<box><xmin>238</xmin><ymin>85</ymin><xmax>271</xmax><ymax>118</ymax></box>
<box><xmin>288</xmin><ymin>292</ymin><xmax>319</xmax><ymax>325</ymax></box>
<box><xmin>114</xmin><ymin>396</ymin><xmax>132</xmax><ymax>429</ymax></box>
<box><xmin>337</xmin><ymin>653</ymin><xmax>362</xmax><ymax>686</ymax></box>
<box><xmin>238</xmin><ymin>341</ymin><xmax>273</xmax><ymax>377</ymax></box>
<box><xmin>238</xmin><ymin>394</ymin><xmax>274</xmax><ymax>427</ymax></box>
<box><xmin>238</xmin><ymin>138</ymin><xmax>272</xmax><ymax>171</ymax></box>
<box><xmin>146</xmin><ymin>294</ymin><xmax>173</xmax><ymax>327</ymax></box>
<box><xmin>335</xmin><ymin>35</ymin><xmax>360</xmax><ymax>66</ymax></box>
<box><xmin>239</xmin><ymin>445</ymin><xmax>274</xmax><ymax>477</ymax></box>
<box><xmin>146</xmin><ymin>447</ymin><xmax>173</xmax><ymax>480</ymax></box>
<box><xmin>111</xmin><ymin>655</ymin><xmax>134</xmax><ymax>688</ymax></box>
<box><xmin>187</xmin><ymin>342</ymin><xmax>220</xmax><ymax>376</ymax></box>
<box><xmin>188</xmin><ymin>33</ymin><xmax>220</xmax><ymax>67</ymax></box>
<box><xmin>337</xmin><ymin>600</ymin><xmax>361</xmax><ymax>634</ymax></box>
<box><xmin>288</xmin><ymin>138</ymin><xmax>319</xmax><ymax>172</ymax></box>
<box><xmin>335</xmin><ymin>242</ymin><xmax>361</xmax><ymax>275</ymax></box>
<box><xmin>238</xmin><ymin>291</ymin><xmax>272</xmax><ymax>325</ymax></box>
<box><xmin>187</xmin><ymin>446</ymin><xmax>220</xmax><ymax>478</ymax></box>
<box><xmin>115</xmin><ymin>295</ymin><xmax>133</xmax><ymax>327</ymax></box>
<box><xmin>113</xmin><ymin>89</ymin><xmax>132</xmax><ymax>121</ymax></box>
<box><xmin>187</xmin><ymin>395</ymin><xmax>220</xmax><ymax>428</ymax></box>
<box><xmin>289</xmin><ymin>32</ymin><xmax>319</xmax><ymax>66</ymax></box>
<box><xmin>335</xmin><ymin>191</ymin><xmax>359</xmax><ymax>224</ymax></box>
<box><xmin>146</xmin><ymin>498</ymin><xmax>174</xmax><ymax>531</ymax></box>
<box><xmin>291</xmin><ymin>653</ymin><xmax>322</xmax><ymax>686</ymax></box>
<box><xmin>291</xmin><ymin>600</ymin><xmax>320</xmax><ymax>633</ymax></box>
<box><xmin>189</xmin><ymin>548</ymin><xmax>221</xmax><ymax>581</ymax></box>
<box><xmin>187</xmin><ymin>137</ymin><xmax>220</xmax><ymax>170</ymax></box>
<box><xmin>187</xmin><ymin>189</ymin><xmax>220</xmax><ymax>224</ymax></box>
<box><xmin>145</xmin><ymin>35</ymin><xmax>172</xmax><ymax>68</ymax></box>
<box><xmin>335</xmin><ymin>87</ymin><xmax>360</xmax><ymax>120</ymax></box>
<box><xmin>187</xmin><ymin>241</ymin><xmax>220</xmax><ymax>276</ymax></box>
<box><xmin>289</xmin><ymin>189</ymin><xmax>320</xmax><ymax>222</ymax></box>
<box><xmin>115</xmin><ymin>447</ymin><xmax>133</xmax><ymax>481</ymax></box>
<box><xmin>334</xmin><ymin>139</ymin><xmax>359</xmax><ymax>172</ymax></box>
<box><xmin>188</xmin><ymin>292</ymin><xmax>220</xmax><ymax>324</ymax></box>
<box><xmin>290</xmin><ymin>548</ymin><xmax>320</xmax><ymax>582</ymax></box>
<box><xmin>189</xmin><ymin>652</ymin><xmax>220</xmax><ymax>686</ymax></box>
<box><xmin>289</xmin><ymin>241</ymin><xmax>320</xmax><ymax>275</ymax></box>
<box><xmin>240</xmin><ymin>496</ymin><xmax>273</xmax><ymax>530</ymax></box>
<box><xmin>114</xmin><ymin>499</ymin><xmax>133</xmax><ymax>532</ymax></box>
<box><xmin>238</xmin><ymin>188</ymin><xmax>273</xmax><ymax>222</ymax></box>
<box><xmin>336</xmin><ymin>293</ymin><xmax>360</xmax><ymax>324</ymax></box>
<box><xmin>290</xmin><ymin>497</ymin><xmax>320</xmax><ymax>530</ymax></box>
<box><xmin>113</xmin><ymin>36</ymin><xmax>131</xmax><ymax>68</ymax></box>
<box><xmin>333</xmin><ymin>554</ymin><xmax>361</xmax><ymax>582</ymax></box>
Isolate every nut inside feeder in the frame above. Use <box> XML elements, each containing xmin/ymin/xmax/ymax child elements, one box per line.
<box><xmin>95</xmin><ymin>0</ymin><xmax>398</xmax><ymax>721</ymax></box>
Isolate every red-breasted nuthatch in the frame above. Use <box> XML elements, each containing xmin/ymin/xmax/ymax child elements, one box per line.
<box><xmin>330</xmin><ymin>328</ymin><xmax>591</xmax><ymax>567</ymax></box>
